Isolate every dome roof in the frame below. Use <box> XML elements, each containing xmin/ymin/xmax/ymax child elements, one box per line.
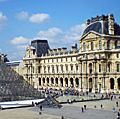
<box><xmin>82</xmin><ymin>14</ymin><xmax>120</xmax><ymax>36</ymax></box>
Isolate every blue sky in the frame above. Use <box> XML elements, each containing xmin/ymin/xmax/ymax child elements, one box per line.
<box><xmin>0</xmin><ymin>0</ymin><xmax>120</xmax><ymax>61</ymax></box>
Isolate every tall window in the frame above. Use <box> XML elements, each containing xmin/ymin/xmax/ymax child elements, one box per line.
<box><xmin>66</xmin><ymin>65</ymin><xmax>68</xmax><ymax>72</ymax></box>
<box><xmin>44</xmin><ymin>66</ymin><xmax>46</xmax><ymax>73</ymax></box>
<box><xmin>56</xmin><ymin>65</ymin><xmax>59</xmax><ymax>73</ymax></box>
<box><xmin>99</xmin><ymin>40</ymin><xmax>102</xmax><ymax>50</ymax></box>
<box><xmin>52</xmin><ymin>65</ymin><xmax>54</xmax><ymax>73</ymax></box>
<box><xmin>89</xmin><ymin>63</ymin><xmax>92</xmax><ymax>74</ymax></box>
<box><xmin>115</xmin><ymin>40</ymin><xmax>118</xmax><ymax>49</ymax></box>
<box><xmin>99</xmin><ymin>64</ymin><xmax>101</xmax><ymax>72</ymax></box>
<box><xmin>76</xmin><ymin>65</ymin><xmax>78</xmax><ymax>71</ymax></box>
<box><xmin>38</xmin><ymin>66</ymin><xmax>41</xmax><ymax>73</ymax></box>
<box><xmin>71</xmin><ymin>65</ymin><xmax>73</xmax><ymax>71</ymax></box>
<box><xmin>108</xmin><ymin>63</ymin><xmax>111</xmax><ymax>72</ymax></box>
<box><xmin>117</xmin><ymin>53</ymin><xmax>119</xmax><ymax>58</ymax></box>
<box><xmin>83</xmin><ymin>42</ymin><xmax>86</xmax><ymax>51</ymax></box>
<box><xmin>48</xmin><ymin>66</ymin><xmax>50</xmax><ymax>73</ymax></box>
<box><xmin>107</xmin><ymin>40</ymin><xmax>110</xmax><ymax>49</ymax></box>
<box><xmin>91</xmin><ymin>42</ymin><xmax>94</xmax><ymax>50</ymax></box>
<box><xmin>61</xmin><ymin>65</ymin><xmax>63</xmax><ymax>72</ymax></box>
<box><xmin>117</xmin><ymin>64</ymin><xmax>120</xmax><ymax>72</ymax></box>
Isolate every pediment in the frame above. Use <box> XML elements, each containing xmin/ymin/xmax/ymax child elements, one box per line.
<box><xmin>81</xmin><ymin>31</ymin><xmax>101</xmax><ymax>40</ymax></box>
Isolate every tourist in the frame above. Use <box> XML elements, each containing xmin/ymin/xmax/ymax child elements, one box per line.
<box><xmin>61</xmin><ymin>116</ymin><xmax>64</xmax><ymax>119</ymax></box>
<box><xmin>116</xmin><ymin>101</ymin><xmax>119</xmax><ymax>107</ymax></box>
<box><xmin>112</xmin><ymin>106</ymin><xmax>115</xmax><ymax>113</ymax></box>
<box><xmin>101</xmin><ymin>104</ymin><xmax>103</xmax><ymax>109</ymax></box>
<box><xmin>40</xmin><ymin>105</ymin><xmax>42</xmax><ymax>111</ymax></box>
<box><xmin>117</xmin><ymin>112</ymin><xmax>120</xmax><ymax>119</ymax></box>
<box><xmin>81</xmin><ymin>107</ymin><xmax>84</xmax><ymax>112</ymax></box>
<box><xmin>84</xmin><ymin>105</ymin><xmax>86</xmax><ymax>110</ymax></box>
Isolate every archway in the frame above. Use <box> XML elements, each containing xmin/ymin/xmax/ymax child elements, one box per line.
<box><xmin>89</xmin><ymin>78</ymin><xmax>92</xmax><ymax>92</ymax></box>
<box><xmin>60</xmin><ymin>78</ymin><xmax>63</xmax><ymax>87</ymax></box>
<box><xmin>117</xmin><ymin>78</ymin><xmax>120</xmax><ymax>90</ymax></box>
<box><xmin>110</xmin><ymin>78</ymin><xmax>114</xmax><ymax>89</ymax></box>
<box><xmin>65</xmin><ymin>78</ymin><xmax>68</xmax><ymax>87</ymax></box>
<box><xmin>70</xmin><ymin>78</ymin><xmax>74</xmax><ymax>87</ymax></box>
<box><xmin>75</xmin><ymin>78</ymin><xmax>79</xmax><ymax>87</ymax></box>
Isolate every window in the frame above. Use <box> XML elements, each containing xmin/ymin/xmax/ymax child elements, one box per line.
<box><xmin>107</xmin><ymin>40</ymin><xmax>110</xmax><ymax>49</ymax></box>
<box><xmin>61</xmin><ymin>65</ymin><xmax>63</xmax><ymax>72</ymax></box>
<box><xmin>71</xmin><ymin>65</ymin><xmax>73</xmax><ymax>71</ymax></box>
<box><xmin>56</xmin><ymin>65</ymin><xmax>59</xmax><ymax>73</ymax></box>
<box><xmin>117</xmin><ymin>64</ymin><xmax>120</xmax><ymax>72</ymax></box>
<box><xmin>52</xmin><ymin>65</ymin><xmax>54</xmax><ymax>73</ymax></box>
<box><xmin>99</xmin><ymin>40</ymin><xmax>102</xmax><ymax>50</ymax></box>
<box><xmin>76</xmin><ymin>65</ymin><xmax>78</xmax><ymax>71</ymax></box>
<box><xmin>91</xmin><ymin>42</ymin><xmax>94</xmax><ymax>50</ymax></box>
<box><xmin>38</xmin><ymin>66</ymin><xmax>41</xmax><ymax>73</ymax></box>
<box><xmin>99</xmin><ymin>64</ymin><xmax>101</xmax><ymax>72</ymax></box>
<box><xmin>61</xmin><ymin>58</ymin><xmax>63</xmax><ymax>62</ymax></box>
<box><xmin>66</xmin><ymin>65</ymin><xmax>68</xmax><ymax>72</ymax></box>
<box><xmin>83</xmin><ymin>42</ymin><xmax>86</xmax><ymax>51</ymax></box>
<box><xmin>108</xmin><ymin>63</ymin><xmax>110</xmax><ymax>72</ymax></box>
<box><xmin>117</xmin><ymin>53</ymin><xmax>119</xmax><ymax>58</ymax></box>
<box><xmin>44</xmin><ymin>66</ymin><xmax>46</xmax><ymax>73</ymax></box>
<box><xmin>48</xmin><ymin>66</ymin><xmax>50</xmax><ymax>73</ymax></box>
<box><xmin>115</xmin><ymin>40</ymin><xmax>118</xmax><ymax>49</ymax></box>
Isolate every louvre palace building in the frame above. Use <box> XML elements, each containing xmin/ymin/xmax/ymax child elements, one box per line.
<box><xmin>16</xmin><ymin>14</ymin><xmax>120</xmax><ymax>93</ymax></box>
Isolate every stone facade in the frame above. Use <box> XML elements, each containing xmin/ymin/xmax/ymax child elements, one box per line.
<box><xmin>18</xmin><ymin>14</ymin><xmax>120</xmax><ymax>93</ymax></box>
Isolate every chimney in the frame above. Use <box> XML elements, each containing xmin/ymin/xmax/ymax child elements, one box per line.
<box><xmin>108</xmin><ymin>14</ymin><xmax>114</xmax><ymax>35</ymax></box>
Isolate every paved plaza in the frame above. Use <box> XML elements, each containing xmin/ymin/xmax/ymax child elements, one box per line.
<box><xmin>0</xmin><ymin>96</ymin><xmax>120</xmax><ymax>119</ymax></box>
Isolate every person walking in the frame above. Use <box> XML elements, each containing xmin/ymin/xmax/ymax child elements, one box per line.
<box><xmin>81</xmin><ymin>107</ymin><xmax>84</xmax><ymax>113</ymax></box>
<box><xmin>116</xmin><ymin>101</ymin><xmax>119</xmax><ymax>107</ymax></box>
<box><xmin>84</xmin><ymin>105</ymin><xmax>87</xmax><ymax>110</ymax></box>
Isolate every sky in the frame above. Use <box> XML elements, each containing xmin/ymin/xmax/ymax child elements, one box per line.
<box><xmin>0</xmin><ymin>0</ymin><xmax>120</xmax><ymax>61</ymax></box>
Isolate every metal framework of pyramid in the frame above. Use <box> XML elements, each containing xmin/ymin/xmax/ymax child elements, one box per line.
<box><xmin>0</xmin><ymin>59</ymin><xmax>44</xmax><ymax>101</ymax></box>
<box><xmin>37</xmin><ymin>95</ymin><xmax>62</xmax><ymax>108</ymax></box>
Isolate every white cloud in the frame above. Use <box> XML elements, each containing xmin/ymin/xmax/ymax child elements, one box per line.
<box><xmin>17</xmin><ymin>12</ymin><xmax>50</xmax><ymax>24</ymax></box>
<box><xmin>10</xmin><ymin>36</ymin><xmax>29</xmax><ymax>45</ymax></box>
<box><xmin>0</xmin><ymin>12</ymin><xmax>7</xmax><ymax>26</ymax></box>
<box><xmin>16</xmin><ymin>11</ymin><xmax>29</xmax><ymax>20</ymax></box>
<box><xmin>64</xmin><ymin>23</ymin><xmax>86</xmax><ymax>42</ymax></box>
<box><xmin>10</xmin><ymin>23</ymin><xmax>86</xmax><ymax>60</ymax></box>
<box><xmin>29</xmin><ymin>13</ymin><xmax>50</xmax><ymax>24</ymax></box>
<box><xmin>16</xmin><ymin>44</ymin><xmax>28</xmax><ymax>50</ymax></box>
<box><xmin>37</xmin><ymin>24</ymin><xmax>86</xmax><ymax>48</ymax></box>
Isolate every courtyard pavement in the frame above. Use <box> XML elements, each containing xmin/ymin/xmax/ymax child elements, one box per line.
<box><xmin>0</xmin><ymin>96</ymin><xmax>119</xmax><ymax>119</ymax></box>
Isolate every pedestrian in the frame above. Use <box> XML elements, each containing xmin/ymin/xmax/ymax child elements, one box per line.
<box><xmin>116</xmin><ymin>101</ymin><xmax>119</xmax><ymax>107</ymax></box>
<box><xmin>40</xmin><ymin>105</ymin><xmax>42</xmax><ymax>111</ymax></box>
<box><xmin>111</xmin><ymin>95</ymin><xmax>113</xmax><ymax>101</ymax></box>
<box><xmin>61</xmin><ymin>116</ymin><xmax>64</xmax><ymax>119</ymax></box>
<box><xmin>117</xmin><ymin>112</ymin><xmax>120</xmax><ymax>119</ymax></box>
<box><xmin>112</xmin><ymin>106</ymin><xmax>115</xmax><ymax>113</ymax></box>
<box><xmin>84</xmin><ymin>105</ymin><xmax>86</xmax><ymax>110</ymax></box>
<box><xmin>101</xmin><ymin>104</ymin><xmax>103</xmax><ymax>109</ymax></box>
<box><xmin>81</xmin><ymin>107</ymin><xmax>84</xmax><ymax>112</ymax></box>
